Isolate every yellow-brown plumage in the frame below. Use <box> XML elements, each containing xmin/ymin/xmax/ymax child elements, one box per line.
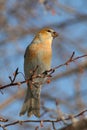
<box><xmin>20</xmin><ymin>27</ymin><xmax>58</xmax><ymax>117</ymax></box>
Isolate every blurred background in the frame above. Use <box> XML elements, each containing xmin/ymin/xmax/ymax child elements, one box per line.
<box><xmin>0</xmin><ymin>0</ymin><xmax>87</xmax><ymax>129</ymax></box>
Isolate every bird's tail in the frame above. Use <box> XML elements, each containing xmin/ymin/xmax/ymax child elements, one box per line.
<box><xmin>19</xmin><ymin>86</ymin><xmax>40</xmax><ymax>117</ymax></box>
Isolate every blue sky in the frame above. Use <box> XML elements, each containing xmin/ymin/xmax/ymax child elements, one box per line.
<box><xmin>0</xmin><ymin>0</ymin><xmax>87</xmax><ymax>129</ymax></box>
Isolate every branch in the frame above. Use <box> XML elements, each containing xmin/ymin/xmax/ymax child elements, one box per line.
<box><xmin>59</xmin><ymin>118</ymin><xmax>87</xmax><ymax>130</ymax></box>
<box><xmin>52</xmin><ymin>61</ymin><xmax>87</xmax><ymax>81</ymax></box>
<box><xmin>0</xmin><ymin>109</ymin><xmax>87</xmax><ymax>130</ymax></box>
<box><xmin>0</xmin><ymin>117</ymin><xmax>8</xmax><ymax>122</ymax></box>
<box><xmin>0</xmin><ymin>52</ymin><xmax>87</xmax><ymax>90</ymax></box>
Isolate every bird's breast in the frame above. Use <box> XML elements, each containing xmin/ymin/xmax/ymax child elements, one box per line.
<box><xmin>28</xmin><ymin>42</ymin><xmax>52</xmax><ymax>68</ymax></box>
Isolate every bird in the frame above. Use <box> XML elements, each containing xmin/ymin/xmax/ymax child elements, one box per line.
<box><xmin>19</xmin><ymin>27</ymin><xmax>58</xmax><ymax>118</ymax></box>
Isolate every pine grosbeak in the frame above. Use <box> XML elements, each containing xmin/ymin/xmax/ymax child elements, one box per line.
<box><xmin>20</xmin><ymin>27</ymin><xmax>58</xmax><ymax>117</ymax></box>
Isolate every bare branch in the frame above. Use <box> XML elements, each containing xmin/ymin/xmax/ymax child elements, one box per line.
<box><xmin>0</xmin><ymin>117</ymin><xmax>8</xmax><ymax>122</ymax></box>
<box><xmin>0</xmin><ymin>109</ymin><xmax>87</xmax><ymax>129</ymax></box>
<box><xmin>0</xmin><ymin>52</ymin><xmax>87</xmax><ymax>90</ymax></box>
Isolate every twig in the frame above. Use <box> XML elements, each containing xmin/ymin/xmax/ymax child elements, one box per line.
<box><xmin>9</xmin><ymin>68</ymin><xmax>19</xmax><ymax>83</ymax></box>
<box><xmin>0</xmin><ymin>109</ymin><xmax>87</xmax><ymax>129</ymax></box>
<box><xmin>52</xmin><ymin>121</ymin><xmax>56</xmax><ymax>130</ymax></box>
<box><xmin>0</xmin><ymin>52</ymin><xmax>87</xmax><ymax>90</ymax></box>
<box><xmin>0</xmin><ymin>117</ymin><xmax>8</xmax><ymax>122</ymax></box>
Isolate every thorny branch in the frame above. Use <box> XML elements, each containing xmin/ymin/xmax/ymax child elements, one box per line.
<box><xmin>0</xmin><ymin>52</ymin><xmax>87</xmax><ymax>90</ymax></box>
<box><xmin>0</xmin><ymin>109</ymin><xmax>87</xmax><ymax>130</ymax></box>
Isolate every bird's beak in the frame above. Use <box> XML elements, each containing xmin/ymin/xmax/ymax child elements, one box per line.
<box><xmin>52</xmin><ymin>31</ymin><xmax>58</xmax><ymax>38</ymax></box>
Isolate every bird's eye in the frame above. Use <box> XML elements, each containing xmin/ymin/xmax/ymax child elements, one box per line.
<box><xmin>47</xmin><ymin>30</ymin><xmax>51</xmax><ymax>33</ymax></box>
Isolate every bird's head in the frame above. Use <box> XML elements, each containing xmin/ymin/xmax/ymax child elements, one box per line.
<box><xmin>33</xmin><ymin>27</ymin><xmax>58</xmax><ymax>44</ymax></box>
